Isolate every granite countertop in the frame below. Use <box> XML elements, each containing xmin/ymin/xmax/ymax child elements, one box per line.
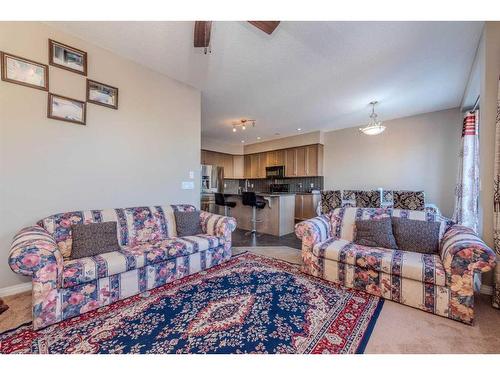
<box><xmin>223</xmin><ymin>192</ymin><xmax>296</xmax><ymax>197</ymax></box>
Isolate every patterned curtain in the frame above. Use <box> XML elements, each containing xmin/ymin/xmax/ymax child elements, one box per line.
<box><xmin>453</xmin><ymin>110</ymin><xmax>480</xmax><ymax>232</ymax></box>
<box><xmin>493</xmin><ymin>79</ymin><xmax>500</xmax><ymax>309</ymax></box>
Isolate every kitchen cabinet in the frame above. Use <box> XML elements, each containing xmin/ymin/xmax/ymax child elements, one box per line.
<box><xmin>244</xmin><ymin>155</ymin><xmax>251</xmax><ymax>178</ymax></box>
<box><xmin>233</xmin><ymin>155</ymin><xmax>244</xmax><ymax>179</ymax></box>
<box><xmin>283</xmin><ymin>144</ymin><xmax>323</xmax><ymax>177</ymax></box>
<box><xmin>266</xmin><ymin>150</ymin><xmax>286</xmax><ymax>168</ymax></box>
<box><xmin>295</xmin><ymin>146</ymin><xmax>307</xmax><ymax>177</ymax></box>
<box><xmin>258</xmin><ymin>153</ymin><xmax>267</xmax><ymax>178</ymax></box>
<box><xmin>250</xmin><ymin>154</ymin><xmax>260</xmax><ymax>178</ymax></box>
<box><xmin>201</xmin><ymin>150</ymin><xmax>234</xmax><ymax>178</ymax></box>
<box><xmin>295</xmin><ymin>193</ymin><xmax>320</xmax><ymax>221</ymax></box>
<box><xmin>202</xmin><ymin>143</ymin><xmax>323</xmax><ymax>180</ymax></box>
<box><xmin>285</xmin><ymin>148</ymin><xmax>297</xmax><ymax>177</ymax></box>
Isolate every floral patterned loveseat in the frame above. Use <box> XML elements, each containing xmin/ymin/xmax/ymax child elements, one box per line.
<box><xmin>8</xmin><ymin>204</ymin><xmax>236</xmax><ymax>330</ymax></box>
<box><xmin>295</xmin><ymin>207</ymin><xmax>496</xmax><ymax>324</ymax></box>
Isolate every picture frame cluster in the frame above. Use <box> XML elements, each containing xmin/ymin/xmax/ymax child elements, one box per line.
<box><xmin>1</xmin><ymin>39</ymin><xmax>119</xmax><ymax>126</ymax></box>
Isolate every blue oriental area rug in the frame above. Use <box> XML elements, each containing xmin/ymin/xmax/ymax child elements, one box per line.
<box><xmin>0</xmin><ymin>253</ymin><xmax>383</xmax><ymax>354</ymax></box>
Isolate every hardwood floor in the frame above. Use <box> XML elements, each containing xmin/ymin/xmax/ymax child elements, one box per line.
<box><xmin>231</xmin><ymin>228</ymin><xmax>302</xmax><ymax>249</ymax></box>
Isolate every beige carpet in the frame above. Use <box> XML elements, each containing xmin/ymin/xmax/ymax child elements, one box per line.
<box><xmin>1</xmin><ymin>246</ymin><xmax>499</xmax><ymax>353</ymax></box>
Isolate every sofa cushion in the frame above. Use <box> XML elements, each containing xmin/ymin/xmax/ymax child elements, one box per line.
<box><xmin>354</xmin><ymin>217</ymin><xmax>397</xmax><ymax>249</ymax></box>
<box><xmin>313</xmin><ymin>238</ymin><xmax>446</xmax><ymax>286</ymax></box>
<box><xmin>62</xmin><ymin>234</ymin><xmax>221</xmax><ymax>288</ymax></box>
<box><xmin>70</xmin><ymin>222</ymin><xmax>120</xmax><ymax>259</ymax></box>
<box><xmin>392</xmin><ymin>217</ymin><xmax>440</xmax><ymax>254</ymax></box>
<box><xmin>174</xmin><ymin>211</ymin><xmax>203</xmax><ymax>237</ymax></box>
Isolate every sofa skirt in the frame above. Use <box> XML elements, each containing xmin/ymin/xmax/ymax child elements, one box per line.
<box><xmin>302</xmin><ymin>250</ymin><xmax>474</xmax><ymax>324</ymax></box>
<box><xmin>32</xmin><ymin>245</ymin><xmax>231</xmax><ymax>330</ymax></box>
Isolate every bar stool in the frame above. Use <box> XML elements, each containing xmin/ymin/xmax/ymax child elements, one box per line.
<box><xmin>242</xmin><ymin>192</ymin><xmax>266</xmax><ymax>235</ymax></box>
<box><xmin>214</xmin><ymin>193</ymin><xmax>236</xmax><ymax>216</ymax></box>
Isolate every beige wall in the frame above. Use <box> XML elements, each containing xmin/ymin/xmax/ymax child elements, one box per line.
<box><xmin>201</xmin><ymin>137</ymin><xmax>244</xmax><ymax>155</ymax></box>
<box><xmin>323</xmin><ymin>108</ymin><xmax>461</xmax><ymax>218</ymax></box>
<box><xmin>243</xmin><ymin>131</ymin><xmax>324</xmax><ymax>154</ymax></box>
<box><xmin>0</xmin><ymin>22</ymin><xmax>201</xmax><ymax>290</ymax></box>
<box><xmin>476</xmin><ymin>22</ymin><xmax>500</xmax><ymax>287</ymax></box>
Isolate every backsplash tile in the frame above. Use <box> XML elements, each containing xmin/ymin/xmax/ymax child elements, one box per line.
<box><xmin>224</xmin><ymin>177</ymin><xmax>324</xmax><ymax>193</ymax></box>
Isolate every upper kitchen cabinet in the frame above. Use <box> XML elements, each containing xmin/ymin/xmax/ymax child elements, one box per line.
<box><xmin>201</xmin><ymin>150</ymin><xmax>234</xmax><ymax>178</ymax></box>
<box><xmin>232</xmin><ymin>155</ymin><xmax>244</xmax><ymax>179</ymax></box>
<box><xmin>203</xmin><ymin>143</ymin><xmax>323</xmax><ymax>179</ymax></box>
<box><xmin>305</xmin><ymin>144</ymin><xmax>323</xmax><ymax>176</ymax></box>
<box><xmin>285</xmin><ymin>148</ymin><xmax>297</xmax><ymax>177</ymax></box>
<box><xmin>244</xmin><ymin>154</ymin><xmax>252</xmax><ymax>178</ymax></box>
<box><xmin>266</xmin><ymin>150</ymin><xmax>285</xmax><ymax>167</ymax></box>
<box><xmin>284</xmin><ymin>144</ymin><xmax>323</xmax><ymax>177</ymax></box>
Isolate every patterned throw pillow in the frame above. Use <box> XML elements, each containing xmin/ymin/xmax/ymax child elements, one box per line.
<box><xmin>353</xmin><ymin>217</ymin><xmax>397</xmax><ymax>249</ymax></box>
<box><xmin>174</xmin><ymin>211</ymin><xmax>203</xmax><ymax>237</ymax></box>
<box><xmin>71</xmin><ymin>222</ymin><xmax>120</xmax><ymax>260</ymax></box>
<box><xmin>320</xmin><ymin>190</ymin><xmax>342</xmax><ymax>214</ymax></box>
<box><xmin>392</xmin><ymin>191</ymin><xmax>425</xmax><ymax>211</ymax></box>
<box><xmin>391</xmin><ymin>217</ymin><xmax>440</xmax><ymax>254</ymax></box>
<box><xmin>354</xmin><ymin>190</ymin><xmax>381</xmax><ymax>208</ymax></box>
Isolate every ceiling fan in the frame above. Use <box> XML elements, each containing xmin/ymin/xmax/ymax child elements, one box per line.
<box><xmin>194</xmin><ymin>21</ymin><xmax>280</xmax><ymax>53</ymax></box>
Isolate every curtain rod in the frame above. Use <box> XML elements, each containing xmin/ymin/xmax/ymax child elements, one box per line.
<box><xmin>470</xmin><ymin>95</ymin><xmax>480</xmax><ymax>112</ymax></box>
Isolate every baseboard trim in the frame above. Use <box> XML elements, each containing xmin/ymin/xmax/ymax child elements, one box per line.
<box><xmin>0</xmin><ymin>282</ymin><xmax>31</xmax><ymax>297</ymax></box>
<box><xmin>480</xmin><ymin>285</ymin><xmax>493</xmax><ymax>296</ymax></box>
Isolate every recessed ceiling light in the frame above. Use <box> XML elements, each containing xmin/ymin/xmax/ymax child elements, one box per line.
<box><xmin>257</xmin><ymin>137</ymin><xmax>261</xmax><ymax>140</ymax></box>
<box><xmin>241</xmin><ymin>140</ymin><xmax>245</xmax><ymax>143</ymax></box>
<box><xmin>297</xmin><ymin>128</ymin><xmax>302</xmax><ymax>131</ymax></box>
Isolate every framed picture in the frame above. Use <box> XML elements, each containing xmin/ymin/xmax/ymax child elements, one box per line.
<box><xmin>49</xmin><ymin>39</ymin><xmax>87</xmax><ymax>76</ymax></box>
<box><xmin>0</xmin><ymin>52</ymin><xmax>49</xmax><ymax>91</ymax></box>
<box><xmin>47</xmin><ymin>93</ymin><xmax>86</xmax><ymax>125</ymax></box>
<box><xmin>87</xmin><ymin>79</ymin><xmax>118</xmax><ymax>109</ymax></box>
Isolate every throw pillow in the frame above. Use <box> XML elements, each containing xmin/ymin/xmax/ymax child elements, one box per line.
<box><xmin>71</xmin><ymin>221</ymin><xmax>120</xmax><ymax>259</ymax></box>
<box><xmin>354</xmin><ymin>190</ymin><xmax>381</xmax><ymax>208</ymax></box>
<box><xmin>392</xmin><ymin>191</ymin><xmax>425</xmax><ymax>211</ymax></box>
<box><xmin>174</xmin><ymin>210</ymin><xmax>203</xmax><ymax>237</ymax></box>
<box><xmin>353</xmin><ymin>217</ymin><xmax>397</xmax><ymax>249</ymax></box>
<box><xmin>321</xmin><ymin>190</ymin><xmax>342</xmax><ymax>214</ymax></box>
<box><xmin>391</xmin><ymin>217</ymin><xmax>440</xmax><ymax>254</ymax></box>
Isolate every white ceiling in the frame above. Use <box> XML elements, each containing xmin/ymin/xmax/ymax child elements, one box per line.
<box><xmin>47</xmin><ymin>21</ymin><xmax>483</xmax><ymax>145</ymax></box>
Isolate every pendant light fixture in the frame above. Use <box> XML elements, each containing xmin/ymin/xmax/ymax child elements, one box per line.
<box><xmin>360</xmin><ymin>101</ymin><xmax>386</xmax><ymax>136</ymax></box>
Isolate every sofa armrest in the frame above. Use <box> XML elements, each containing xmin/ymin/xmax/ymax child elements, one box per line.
<box><xmin>199</xmin><ymin>211</ymin><xmax>237</xmax><ymax>239</ymax></box>
<box><xmin>440</xmin><ymin>225</ymin><xmax>496</xmax><ymax>287</ymax></box>
<box><xmin>9</xmin><ymin>226</ymin><xmax>63</xmax><ymax>288</ymax></box>
<box><xmin>295</xmin><ymin>214</ymin><xmax>331</xmax><ymax>248</ymax></box>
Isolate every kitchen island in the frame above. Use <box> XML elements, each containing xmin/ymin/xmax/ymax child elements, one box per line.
<box><xmin>221</xmin><ymin>193</ymin><xmax>296</xmax><ymax>236</ymax></box>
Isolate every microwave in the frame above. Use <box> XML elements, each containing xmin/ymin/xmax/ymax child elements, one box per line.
<box><xmin>266</xmin><ymin>165</ymin><xmax>285</xmax><ymax>178</ymax></box>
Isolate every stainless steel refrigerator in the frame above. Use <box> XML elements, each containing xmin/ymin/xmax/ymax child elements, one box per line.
<box><xmin>200</xmin><ymin>165</ymin><xmax>224</xmax><ymax>212</ymax></box>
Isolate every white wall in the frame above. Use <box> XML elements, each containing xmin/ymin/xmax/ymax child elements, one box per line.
<box><xmin>323</xmin><ymin>108</ymin><xmax>461</xmax><ymax>218</ymax></box>
<box><xmin>0</xmin><ymin>22</ymin><xmax>201</xmax><ymax>289</ymax></box>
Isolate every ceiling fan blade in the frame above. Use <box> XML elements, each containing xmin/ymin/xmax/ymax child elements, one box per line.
<box><xmin>194</xmin><ymin>21</ymin><xmax>212</xmax><ymax>47</ymax></box>
<box><xmin>248</xmin><ymin>21</ymin><xmax>280</xmax><ymax>35</ymax></box>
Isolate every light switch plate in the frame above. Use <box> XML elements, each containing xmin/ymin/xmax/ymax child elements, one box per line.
<box><xmin>181</xmin><ymin>181</ymin><xmax>195</xmax><ymax>190</ymax></box>
<box><xmin>189</xmin><ymin>171</ymin><xmax>194</xmax><ymax>179</ymax></box>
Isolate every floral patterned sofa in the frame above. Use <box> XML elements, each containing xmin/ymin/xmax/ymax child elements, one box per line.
<box><xmin>295</xmin><ymin>207</ymin><xmax>496</xmax><ymax>324</ymax></box>
<box><xmin>8</xmin><ymin>204</ymin><xmax>236</xmax><ymax>330</ymax></box>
